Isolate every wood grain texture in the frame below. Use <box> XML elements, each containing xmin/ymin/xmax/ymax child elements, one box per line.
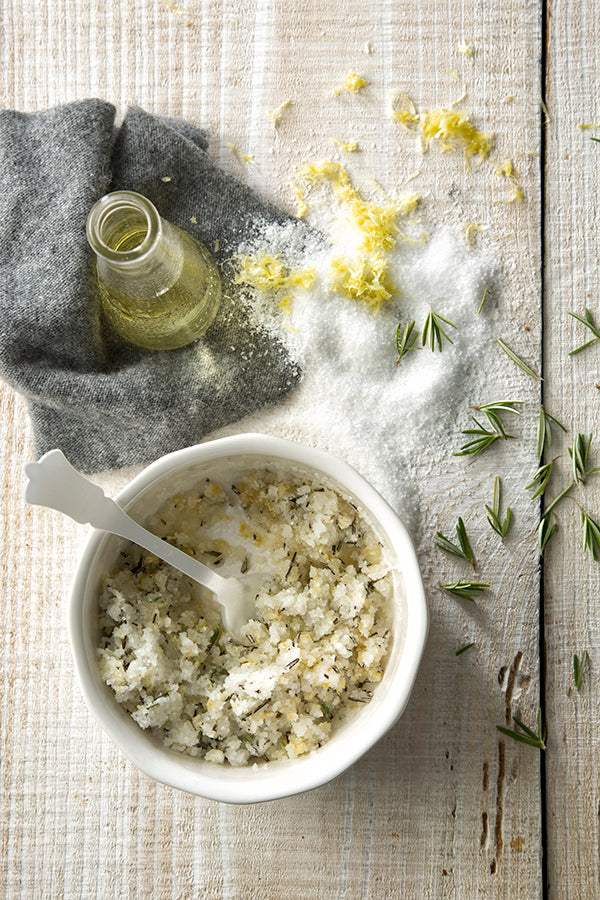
<box><xmin>0</xmin><ymin>0</ymin><xmax>551</xmax><ymax>897</ymax></box>
<box><xmin>543</xmin><ymin>1</ymin><xmax>600</xmax><ymax>898</ymax></box>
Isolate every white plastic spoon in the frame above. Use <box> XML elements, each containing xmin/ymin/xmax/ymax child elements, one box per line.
<box><xmin>23</xmin><ymin>449</ymin><xmax>260</xmax><ymax>635</ymax></box>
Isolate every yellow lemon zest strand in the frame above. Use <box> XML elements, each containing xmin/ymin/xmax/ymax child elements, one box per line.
<box><xmin>497</xmin><ymin>159</ymin><xmax>517</xmax><ymax>178</ymax></box>
<box><xmin>578</xmin><ymin>122</ymin><xmax>600</xmax><ymax>130</ymax></box>
<box><xmin>331</xmin><ymin>138</ymin><xmax>360</xmax><ymax>152</ymax></box>
<box><xmin>504</xmin><ymin>187</ymin><xmax>525</xmax><ymax>203</ymax></box>
<box><xmin>233</xmin><ymin>254</ymin><xmax>316</xmax><ymax>311</ymax></box>
<box><xmin>464</xmin><ymin>223</ymin><xmax>484</xmax><ymax>245</ymax></box>
<box><xmin>389</xmin><ymin>92</ymin><xmax>493</xmax><ymax>168</ymax></box>
<box><xmin>269</xmin><ymin>99</ymin><xmax>291</xmax><ymax>129</ymax></box>
<box><xmin>294</xmin><ymin>161</ymin><xmax>420</xmax><ymax>310</ymax></box>
<box><xmin>226</xmin><ymin>142</ymin><xmax>254</xmax><ymax>164</ymax></box>
<box><xmin>333</xmin><ymin>72</ymin><xmax>367</xmax><ymax>97</ymax></box>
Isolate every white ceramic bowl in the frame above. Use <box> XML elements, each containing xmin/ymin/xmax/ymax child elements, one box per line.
<box><xmin>68</xmin><ymin>434</ymin><xmax>427</xmax><ymax>803</ymax></box>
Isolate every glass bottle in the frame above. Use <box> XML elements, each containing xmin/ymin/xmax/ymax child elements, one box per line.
<box><xmin>86</xmin><ymin>190</ymin><xmax>221</xmax><ymax>351</ymax></box>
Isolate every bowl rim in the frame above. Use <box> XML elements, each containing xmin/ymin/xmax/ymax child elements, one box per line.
<box><xmin>68</xmin><ymin>433</ymin><xmax>428</xmax><ymax>803</ymax></box>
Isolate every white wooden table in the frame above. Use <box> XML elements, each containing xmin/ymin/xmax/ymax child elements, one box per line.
<box><xmin>1</xmin><ymin>1</ymin><xmax>598</xmax><ymax>896</ymax></box>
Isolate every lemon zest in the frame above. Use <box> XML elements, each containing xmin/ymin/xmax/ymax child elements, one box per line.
<box><xmin>232</xmin><ymin>254</ymin><xmax>316</xmax><ymax>310</ymax></box>
<box><xmin>389</xmin><ymin>92</ymin><xmax>493</xmax><ymax>168</ymax></box>
<box><xmin>333</xmin><ymin>72</ymin><xmax>367</xmax><ymax>96</ymax></box>
<box><xmin>497</xmin><ymin>159</ymin><xmax>517</xmax><ymax>178</ymax></box>
<box><xmin>464</xmin><ymin>223</ymin><xmax>484</xmax><ymax>245</ymax></box>
<box><xmin>579</xmin><ymin>122</ymin><xmax>600</xmax><ymax>130</ymax></box>
<box><xmin>458</xmin><ymin>40</ymin><xmax>473</xmax><ymax>57</ymax></box>
<box><xmin>269</xmin><ymin>99</ymin><xmax>291</xmax><ymax>129</ymax></box>
<box><xmin>294</xmin><ymin>161</ymin><xmax>420</xmax><ymax>309</ymax></box>
<box><xmin>505</xmin><ymin>187</ymin><xmax>525</xmax><ymax>203</ymax></box>
<box><xmin>331</xmin><ymin>138</ymin><xmax>360</xmax><ymax>152</ymax></box>
<box><xmin>163</xmin><ymin>0</ymin><xmax>184</xmax><ymax>14</ymax></box>
<box><xmin>226</xmin><ymin>142</ymin><xmax>254</xmax><ymax>164</ymax></box>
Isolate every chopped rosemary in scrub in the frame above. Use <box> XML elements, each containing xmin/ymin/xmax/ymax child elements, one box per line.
<box><xmin>97</xmin><ymin>468</ymin><xmax>393</xmax><ymax>766</ymax></box>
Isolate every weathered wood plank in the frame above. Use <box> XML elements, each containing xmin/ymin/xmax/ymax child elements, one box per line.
<box><xmin>0</xmin><ymin>0</ymin><xmax>544</xmax><ymax>897</ymax></box>
<box><xmin>543</xmin><ymin>1</ymin><xmax>600</xmax><ymax>897</ymax></box>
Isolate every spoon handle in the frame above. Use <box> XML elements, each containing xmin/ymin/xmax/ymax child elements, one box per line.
<box><xmin>23</xmin><ymin>449</ymin><xmax>229</xmax><ymax>596</ymax></box>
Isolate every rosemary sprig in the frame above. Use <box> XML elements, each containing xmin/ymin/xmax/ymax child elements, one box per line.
<box><xmin>471</xmin><ymin>400</ymin><xmax>523</xmax><ymax>438</ymax></box>
<box><xmin>442</xmin><ymin>580</ymin><xmax>489</xmax><ymax>600</ymax></box>
<box><xmin>496</xmin><ymin>708</ymin><xmax>547</xmax><ymax>751</ymax></box>
<box><xmin>526</xmin><ymin>460</ymin><xmax>555</xmax><ymax>499</ymax></box>
<box><xmin>454</xmin><ymin>416</ymin><xmax>510</xmax><ymax>457</ymax></box>
<box><xmin>456</xmin><ymin>642</ymin><xmax>475</xmax><ymax>656</ymax></box>
<box><xmin>573</xmin><ymin>651</ymin><xmax>588</xmax><ymax>690</ymax></box>
<box><xmin>537</xmin><ymin>406</ymin><xmax>567</xmax><ymax>458</ymax></box>
<box><xmin>486</xmin><ymin>475</ymin><xmax>511</xmax><ymax>540</ymax></box>
<box><xmin>568</xmin><ymin>308</ymin><xmax>600</xmax><ymax>355</ymax></box>
<box><xmin>395</xmin><ymin>320</ymin><xmax>420</xmax><ymax>364</ymax></box>
<box><xmin>435</xmin><ymin>517</ymin><xmax>476</xmax><ymax>566</ymax></box>
<box><xmin>569</xmin><ymin>433</ymin><xmax>600</xmax><ymax>484</ymax></box>
<box><xmin>422</xmin><ymin>309</ymin><xmax>457</xmax><ymax>352</ymax></box>
<box><xmin>581</xmin><ymin>509</ymin><xmax>600</xmax><ymax>560</ymax></box>
<box><xmin>497</xmin><ymin>338</ymin><xmax>542</xmax><ymax>381</ymax></box>
<box><xmin>537</xmin><ymin>513</ymin><xmax>557</xmax><ymax>554</ymax></box>
<box><xmin>478</xmin><ymin>288</ymin><xmax>490</xmax><ymax>314</ymax></box>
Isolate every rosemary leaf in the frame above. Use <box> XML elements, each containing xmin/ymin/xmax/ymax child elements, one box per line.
<box><xmin>478</xmin><ymin>288</ymin><xmax>490</xmax><ymax>314</ymax></box>
<box><xmin>537</xmin><ymin>513</ymin><xmax>557</xmax><ymax>554</ymax></box>
<box><xmin>581</xmin><ymin>510</ymin><xmax>600</xmax><ymax>560</ymax></box>
<box><xmin>395</xmin><ymin>320</ymin><xmax>420</xmax><ymax>365</ymax></box>
<box><xmin>485</xmin><ymin>475</ymin><xmax>512</xmax><ymax>540</ymax></box>
<box><xmin>435</xmin><ymin>517</ymin><xmax>476</xmax><ymax>566</ymax></box>
<box><xmin>541</xmin><ymin>482</ymin><xmax>574</xmax><ymax>520</ymax></box>
<box><xmin>497</xmin><ymin>338</ymin><xmax>542</xmax><ymax>381</ymax></box>
<box><xmin>456</xmin><ymin>642</ymin><xmax>475</xmax><ymax>656</ymax></box>
<box><xmin>537</xmin><ymin>405</ymin><xmax>567</xmax><ymax>458</ymax></box>
<box><xmin>320</xmin><ymin>701</ymin><xmax>333</xmax><ymax>720</ymax></box>
<box><xmin>422</xmin><ymin>309</ymin><xmax>457</xmax><ymax>352</ymax></box>
<box><xmin>526</xmin><ymin>460</ymin><xmax>555</xmax><ymax>499</ymax></box>
<box><xmin>568</xmin><ymin>433</ymin><xmax>600</xmax><ymax>484</ymax></box>
<box><xmin>573</xmin><ymin>651</ymin><xmax>588</xmax><ymax>691</ymax></box>
<box><xmin>568</xmin><ymin>308</ymin><xmax>600</xmax><ymax>355</ymax></box>
<box><xmin>442</xmin><ymin>580</ymin><xmax>489</xmax><ymax>600</ymax></box>
<box><xmin>472</xmin><ymin>400</ymin><xmax>523</xmax><ymax>416</ymax></box>
<box><xmin>497</xmin><ymin>708</ymin><xmax>547</xmax><ymax>751</ymax></box>
<box><xmin>209</xmin><ymin>625</ymin><xmax>222</xmax><ymax>647</ymax></box>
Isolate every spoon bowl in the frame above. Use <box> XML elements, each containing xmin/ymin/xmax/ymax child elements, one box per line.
<box><xmin>23</xmin><ymin>449</ymin><xmax>258</xmax><ymax>634</ymax></box>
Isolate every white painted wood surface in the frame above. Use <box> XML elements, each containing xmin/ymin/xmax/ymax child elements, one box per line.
<box><xmin>543</xmin><ymin>2</ymin><xmax>600</xmax><ymax>898</ymax></box>
<box><xmin>0</xmin><ymin>0</ymin><xmax>596</xmax><ymax>896</ymax></box>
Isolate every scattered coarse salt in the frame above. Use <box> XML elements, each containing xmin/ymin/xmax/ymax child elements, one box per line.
<box><xmin>226</xmin><ymin>188</ymin><xmax>502</xmax><ymax>530</ymax></box>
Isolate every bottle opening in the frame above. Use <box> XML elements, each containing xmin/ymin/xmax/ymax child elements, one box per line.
<box><xmin>101</xmin><ymin>206</ymin><xmax>149</xmax><ymax>252</ymax></box>
<box><xmin>86</xmin><ymin>191</ymin><xmax>161</xmax><ymax>264</ymax></box>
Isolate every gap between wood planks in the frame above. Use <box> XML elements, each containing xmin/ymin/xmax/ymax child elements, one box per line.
<box><xmin>540</xmin><ymin>0</ymin><xmax>549</xmax><ymax>896</ymax></box>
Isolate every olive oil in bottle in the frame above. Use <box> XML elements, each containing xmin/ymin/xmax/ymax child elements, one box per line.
<box><xmin>86</xmin><ymin>191</ymin><xmax>221</xmax><ymax>351</ymax></box>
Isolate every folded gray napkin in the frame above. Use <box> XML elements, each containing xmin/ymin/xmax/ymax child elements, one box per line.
<box><xmin>0</xmin><ymin>100</ymin><xmax>303</xmax><ymax>472</ymax></box>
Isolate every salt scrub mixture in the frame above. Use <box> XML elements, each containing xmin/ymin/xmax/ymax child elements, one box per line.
<box><xmin>97</xmin><ymin>469</ymin><xmax>393</xmax><ymax>765</ymax></box>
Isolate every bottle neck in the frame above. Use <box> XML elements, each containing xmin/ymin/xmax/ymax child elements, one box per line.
<box><xmin>86</xmin><ymin>191</ymin><xmax>182</xmax><ymax>296</ymax></box>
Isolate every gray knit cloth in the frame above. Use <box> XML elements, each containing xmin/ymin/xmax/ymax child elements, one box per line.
<box><xmin>0</xmin><ymin>100</ymin><xmax>303</xmax><ymax>472</ymax></box>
